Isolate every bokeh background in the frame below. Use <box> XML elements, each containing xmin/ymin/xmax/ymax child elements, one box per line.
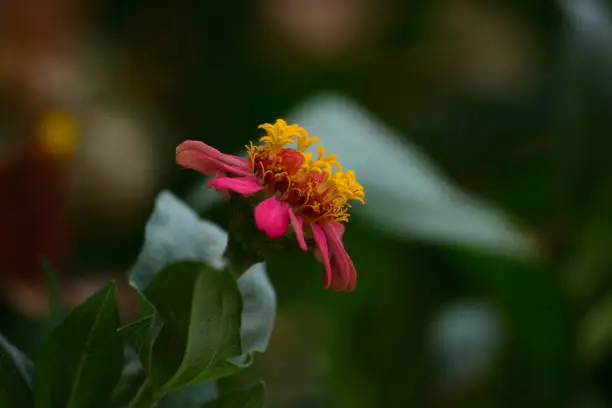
<box><xmin>2</xmin><ymin>0</ymin><xmax>612</xmax><ymax>407</ymax></box>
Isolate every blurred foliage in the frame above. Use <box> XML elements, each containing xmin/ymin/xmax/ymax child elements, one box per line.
<box><xmin>202</xmin><ymin>382</ymin><xmax>265</xmax><ymax>408</ymax></box>
<box><xmin>0</xmin><ymin>192</ymin><xmax>277</xmax><ymax>408</ymax></box>
<box><xmin>0</xmin><ymin>334</ymin><xmax>34</xmax><ymax>407</ymax></box>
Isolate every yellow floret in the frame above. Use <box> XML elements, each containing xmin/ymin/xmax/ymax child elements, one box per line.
<box><xmin>249</xmin><ymin>119</ymin><xmax>365</xmax><ymax>222</ymax></box>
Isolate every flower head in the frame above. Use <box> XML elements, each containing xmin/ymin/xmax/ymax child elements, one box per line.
<box><xmin>176</xmin><ymin>119</ymin><xmax>364</xmax><ymax>291</ymax></box>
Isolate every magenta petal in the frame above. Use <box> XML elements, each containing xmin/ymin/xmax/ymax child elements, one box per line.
<box><xmin>207</xmin><ymin>177</ymin><xmax>263</xmax><ymax>195</ymax></box>
<box><xmin>254</xmin><ymin>196</ymin><xmax>290</xmax><ymax>239</ymax></box>
<box><xmin>322</xmin><ymin>222</ymin><xmax>357</xmax><ymax>291</ymax></box>
<box><xmin>176</xmin><ymin>140</ymin><xmax>251</xmax><ymax>176</ymax></box>
<box><xmin>212</xmin><ymin>171</ymin><xmax>231</xmax><ymax>198</ymax></box>
<box><xmin>177</xmin><ymin>140</ymin><xmax>247</xmax><ymax>166</ymax></box>
<box><xmin>289</xmin><ymin>211</ymin><xmax>308</xmax><ymax>251</ymax></box>
<box><xmin>329</xmin><ymin>222</ymin><xmax>345</xmax><ymax>238</ymax></box>
<box><xmin>312</xmin><ymin>224</ymin><xmax>332</xmax><ymax>289</ymax></box>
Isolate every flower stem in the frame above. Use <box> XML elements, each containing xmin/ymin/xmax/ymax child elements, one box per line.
<box><xmin>128</xmin><ymin>379</ymin><xmax>159</xmax><ymax>408</ymax></box>
<box><xmin>224</xmin><ymin>230</ymin><xmax>261</xmax><ymax>277</ymax></box>
<box><xmin>224</xmin><ymin>196</ymin><xmax>266</xmax><ymax>277</ymax></box>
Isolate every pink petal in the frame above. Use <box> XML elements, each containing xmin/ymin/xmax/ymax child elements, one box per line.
<box><xmin>254</xmin><ymin>196</ymin><xmax>290</xmax><ymax>239</ymax></box>
<box><xmin>213</xmin><ymin>171</ymin><xmax>231</xmax><ymax>198</ymax></box>
<box><xmin>177</xmin><ymin>140</ymin><xmax>247</xmax><ymax>167</ymax></box>
<box><xmin>329</xmin><ymin>222</ymin><xmax>345</xmax><ymax>238</ymax></box>
<box><xmin>321</xmin><ymin>222</ymin><xmax>357</xmax><ymax>291</ymax></box>
<box><xmin>176</xmin><ymin>140</ymin><xmax>251</xmax><ymax>176</ymax></box>
<box><xmin>289</xmin><ymin>211</ymin><xmax>308</xmax><ymax>251</ymax></box>
<box><xmin>311</xmin><ymin>224</ymin><xmax>332</xmax><ymax>289</ymax></box>
<box><xmin>313</xmin><ymin>223</ymin><xmax>343</xmax><ymax>259</ymax></box>
<box><xmin>207</xmin><ymin>176</ymin><xmax>263</xmax><ymax>195</ymax></box>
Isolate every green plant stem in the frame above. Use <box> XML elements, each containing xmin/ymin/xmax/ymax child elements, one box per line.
<box><xmin>224</xmin><ymin>196</ymin><xmax>265</xmax><ymax>277</ymax></box>
<box><xmin>128</xmin><ymin>379</ymin><xmax>159</xmax><ymax>408</ymax></box>
<box><xmin>224</xmin><ymin>230</ymin><xmax>261</xmax><ymax>277</ymax></box>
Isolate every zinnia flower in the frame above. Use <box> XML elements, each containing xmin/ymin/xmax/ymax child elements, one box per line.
<box><xmin>176</xmin><ymin>119</ymin><xmax>365</xmax><ymax>291</ymax></box>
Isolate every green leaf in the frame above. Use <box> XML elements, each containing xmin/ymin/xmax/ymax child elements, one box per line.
<box><xmin>129</xmin><ymin>192</ymin><xmax>228</xmax><ymax>292</ymax></box>
<box><xmin>34</xmin><ymin>282</ymin><xmax>124</xmax><ymax>408</ymax></box>
<box><xmin>159</xmin><ymin>381</ymin><xmax>219</xmax><ymax>408</ymax></box>
<box><xmin>579</xmin><ymin>295</ymin><xmax>612</xmax><ymax>366</ymax></box>
<box><xmin>128</xmin><ymin>192</ymin><xmax>276</xmax><ymax>378</ymax></box>
<box><xmin>143</xmin><ymin>261</ymin><xmax>242</xmax><ymax>391</ymax></box>
<box><xmin>40</xmin><ymin>258</ymin><xmax>66</xmax><ymax>328</ymax></box>
<box><xmin>201</xmin><ymin>382</ymin><xmax>265</xmax><ymax>408</ymax></box>
<box><xmin>106</xmin><ymin>348</ymin><xmax>146</xmax><ymax>408</ymax></box>
<box><xmin>289</xmin><ymin>93</ymin><xmax>537</xmax><ymax>258</ymax></box>
<box><xmin>228</xmin><ymin>263</ymin><xmax>275</xmax><ymax>367</ymax></box>
<box><xmin>119</xmin><ymin>290</ymin><xmax>159</xmax><ymax>374</ymax></box>
<box><xmin>0</xmin><ymin>334</ymin><xmax>34</xmax><ymax>408</ymax></box>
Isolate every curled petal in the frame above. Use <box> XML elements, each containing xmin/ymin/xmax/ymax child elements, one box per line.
<box><xmin>255</xmin><ymin>196</ymin><xmax>290</xmax><ymax>239</ymax></box>
<box><xmin>207</xmin><ymin>176</ymin><xmax>263</xmax><ymax>195</ymax></box>
<box><xmin>311</xmin><ymin>224</ymin><xmax>332</xmax><ymax>289</ymax></box>
<box><xmin>176</xmin><ymin>140</ymin><xmax>251</xmax><ymax>176</ymax></box>
<box><xmin>322</xmin><ymin>222</ymin><xmax>357</xmax><ymax>291</ymax></box>
<box><xmin>177</xmin><ymin>140</ymin><xmax>247</xmax><ymax>167</ymax></box>
<box><xmin>289</xmin><ymin>211</ymin><xmax>308</xmax><ymax>251</ymax></box>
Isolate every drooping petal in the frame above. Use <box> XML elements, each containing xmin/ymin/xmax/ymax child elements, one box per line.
<box><xmin>176</xmin><ymin>140</ymin><xmax>251</xmax><ymax>176</ymax></box>
<box><xmin>311</xmin><ymin>224</ymin><xmax>332</xmax><ymax>289</ymax></box>
<box><xmin>289</xmin><ymin>211</ymin><xmax>308</xmax><ymax>251</ymax></box>
<box><xmin>177</xmin><ymin>140</ymin><xmax>247</xmax><ymax>167</ymax></box>
<box><xmin>322</xmin><ymin>222</ymin><xmax>357</xmax><ymax>291</ymax></box>
<box><xmin>212</xmin><ymin>171</ymin><xmax>231</xmax><ymax>198</ymax></box>
<box><xmin>207</xmin><ymin>176</ymin><xmax>263</xmax><ymax>195</ymax></box>
<box><xmin>254</xmin><ymin>196</ymin><xmax>290</xmax><ymax>239</ymax></box>
<box><xmin>327</xmin><ymin>221</ymin><xmax>345</xmax><ymax>238</ymax></box>
<box><xmin>313</xmin><ymin>247</ymin><xmax>323</xmax><ymax>261</ymax></box>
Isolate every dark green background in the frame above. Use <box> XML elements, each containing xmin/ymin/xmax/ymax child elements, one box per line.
<box><xmin>4</xmin><ymin>1</ymin><xmax>612</xmax><ymax>407</ymax></box>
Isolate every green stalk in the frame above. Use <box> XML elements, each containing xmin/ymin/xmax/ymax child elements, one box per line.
<box><xmin>128</xmin><ymin>379</ymin><xmax>160</xmax><ymax>408</ymax></box>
